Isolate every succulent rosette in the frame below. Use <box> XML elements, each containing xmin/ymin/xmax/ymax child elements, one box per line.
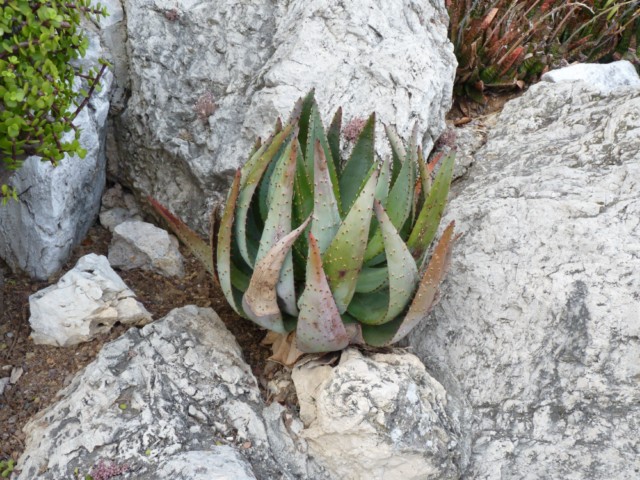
<box><xmin>152</xmin><ymin>91</ymin><xmax>456</xmax><ymax>357</ymax></box>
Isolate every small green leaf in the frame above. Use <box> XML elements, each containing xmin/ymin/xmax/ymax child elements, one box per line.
<box><xmin>384</xmin><ymin>123</ymin><xmax>406</xmax><ymax>186</ymax></box>
<box><xmin>305</xmin><ymin>102</ymin><xmax>342</xmax><ymax>214</ymax></box>
<box><xmin>236</xmin><ymin>124</ymin><xmax>295</xmax><ymax>267</ymax></box>
<box><xmin>364</xmin><ymin>126</ymin><xmax>416</xmax><ymax>263</ymax></box>
<box><xmin>327</xmin><ymin>107</ymin><xmax>342</xmax><ymax>175</ymax></box>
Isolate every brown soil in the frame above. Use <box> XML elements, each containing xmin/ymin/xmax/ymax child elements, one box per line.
<box><xmin>447</xmin><ymin>89</ymin><xmax>523</xmax><ymax>124</ymax></box>
<box><xmin>0</xmin><ymin>222</ymin><xmax>270</xmax><ymax>463</ymax></box>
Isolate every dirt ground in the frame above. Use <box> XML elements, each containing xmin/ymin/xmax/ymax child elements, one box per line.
<box><xmin>0</xmin><ymin>221</ymin><xmax>270</xmax><ymax>463</ymax></box>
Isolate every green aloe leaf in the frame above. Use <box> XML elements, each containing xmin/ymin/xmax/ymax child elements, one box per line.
<box><xmin>364</xmin><ymin>131</ymin><xmax>415</xmax><ymax>263</ymax></box>
<box><xmin>255</xmin><ymin>139</ymin><xmax>299</xmax><ymax>316</ymax></box>
<box><xmin>389</xmin><ymin>221</ymin><xmax>456</xmax><ymax>344</ymax></box>
<box><xmin>327</xmin><ymin>107</ymin><xmax>342</xmax><ymax>174</ymax></box>
<box><xmin>296</xmin><ymin>233</ymin><xmax>350</xmax><ymax>353</ymax></box>
<box><xmin>296</xmin><ymin>90</ymin><xmax>316</xmax><ymax>162</ymax></box>
<box><xmin>305</xmin><ymin>103</ymin><xmax>342</xmax><ymax>215</ymax></box>
<box><xmin>148</xmin><ymin>197</ymin><xmax>214</xmax><ymax>276</ymax></box>
<box><xmin>339</xmin><ymin>113</ymin><xmax>375</xmax><ymax>213</ymax></box>
<box><xmin>292</xmin><ymin>136</ymin><xmax>314</xmax><ymax>222</ymax></box>
<box><xmin>236</xmin><ymin>124</ymin><xmax>295</xmax><ymax>267</ymax></box>
<box><xmin>323</xmin><ymin>167</ymin><xmax>378</xmax><ymax>313</ymax></box>
<box><xmin>417</xmin><ymin>146</ymin><xmax>432</xmax><ymax>202</ymax></box>
<box><xmin>374</xmin><ymin>154</ymin><xmax>391</xmax><ymax>205</ymax></box>
<box><xmin>360</xmin><ymin>316</ymin><xmax>403</xmax><ymax>347</ymax></box>
<box><xmin>408</xmin><ymin>153</ymin><xmax>455</xmax><ymax>263</ymax></box>
<box><xmin>361</xmin><ymin>220</ymin><xmax>455</xmax><ymax>346</ymax></box>
<box><xmin>242</xmin><ymin>216</ymin><xmax>311</xmax><ymax>333</ymax></box>
<box><xmin>310</xmin><ymin>139</ymin><xmax>341</xmax><ymax>254</ymax></box>
<box><xmin>384</xmin><ymin>123</ymin><xmax>406</xmax><ymax>186</ymax></box>
<box><xmin>292</xmin><ymin>140</ymin><xmax>314</xmax><ymax>260</ymax></box>
<box><xmin>217</xmin><ymin>170</ymin><xmax>247</xmax><ymax>317</ymax></box>
<box><xmin>240</xmin><ymin>118</ymin><xmax>283</xmax><ymax>186</ymax></box>
<box><xmin>355</xmin><ymin>266</ymin><xmax>388</xmax><ymax>293</ymax></box>
<box><xmin>347</xmin><ymin>200</ymin><xmax>418</xmax><ymax>325</ymax></box>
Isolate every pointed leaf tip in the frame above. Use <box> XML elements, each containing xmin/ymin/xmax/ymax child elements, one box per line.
<box><xmin>389</xmin><ymin>220</ymin><xmax>456</xmax><ymax>344</ymax></box>
<box><xmin>296</xmin><ymin>232</ymin><xmax>350</xmax><ymax>353</ymax></box>
<box><xmin>242</xmin><ymin>216</ymin><xmax>311</xmax><ymax>333</ymax></box>
<box><xmin>148</xmin><ymin>197</ymin><xmax>214</xmax><ymax>276</ymax></box>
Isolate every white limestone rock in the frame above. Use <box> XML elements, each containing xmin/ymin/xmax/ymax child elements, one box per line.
<box><xmin>17</xmin><ymin>306</ymin><xmax>332</xmax><ymax>480</ymax></box>
<box><xmin>29</xmin><ymin>254</ymin><xmax>151</xmax><ymax>347</ymax></box>
<box><xmin>108</xmin><ymin>220</ymin><xmax>184</xmax><ymax>278</ymax></box>
<box><xmin>152</xmin><ymin>449</ymin><xmax>256</xmax><ymax>480</ymax></box>
<box><xmin>407</xmin><ymin>74</ymin><xmax>640</xmax><ymax>479</ymax></box>
<box><xmin>112</xmin><ymin>0</ymin><xmax>456</xmax><ymax>233</ymax></box>
<box><xmin>292</xmin><ymin>349</ymin><xmax>465</xmax><ymax>479</ymax></box>
<box><xmin>0</xmin><ymin>27</ymin><xmax>113</xmax><ymax>280</ymax></box>
<box><xmin>541</xmin><ymin>60</ymin><xmax>640</xmax><ymax>93</ymax></box>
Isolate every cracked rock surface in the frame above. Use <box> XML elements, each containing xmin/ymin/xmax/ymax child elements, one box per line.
<box><xmin>407</xmin><ymin>68</ymin><xmax>640</xmax><ymax>479</ymax></box>
<box><xmin>293</xmin><ymin>349</ymin><xmax>466</xmax><ymax>480</ymax></box>
<box><xmin>29</xmin><ymin>254</ymin><xmax>151</xmax><ymax>347</ymax></box>
<box><xmin>111</xmin><ymin>0</ymin><xmax>455</xmax><ymax>232</ymax></box>
<box><xmin>17</xmin><ymin>306</ymin><xmax>331</xmax><ymax>479</ymax></box>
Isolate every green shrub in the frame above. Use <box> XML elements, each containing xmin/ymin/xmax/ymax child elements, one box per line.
<box><xmin>0</xmin><ymin>0</ymin><xmax>109</xmax><ymax>203</ymax></box>
<box><xmin>447</xmin><ymin>0</ymin><xmax>640</xmax><ymax>102</ymax></box>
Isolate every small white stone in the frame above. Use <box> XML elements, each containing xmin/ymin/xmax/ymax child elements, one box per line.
<box><xmin>108</xmin><ymin>221</ymin><xmax>185</xmax><ymax>278</ymax></box>
<box><xmin>29</xmin><ymin>254</ymin><xmax>151</xmax><ymax>347</ymax></box>
<box><xmin>541</xmin><ymin>60</ymin><xmax>640</xmax><ymax>93</ymax></box>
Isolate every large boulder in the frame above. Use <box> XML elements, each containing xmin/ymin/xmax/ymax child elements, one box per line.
<box><xmin>0</xmin><ymin>25</ymin><xmax>113</xmax><ymax>280</ymax></box>
<box><xmin>292</xmin><ymin>349</ymin><xmax>467</xmax><ymax>479</ymax></box>
<box><xmin>111</xmin><ymin>0</ymin><xmax>456</xmax><ymax>232</ymax></box>
<box><xmin>407</xmin><ymin>64</ymin><xmax>640</xmax><ymax>479</ymax></box>
<box><xmin>16</xmin><ymin>306</ymin><xmax>331</xmax><ymax>479</ymax></box>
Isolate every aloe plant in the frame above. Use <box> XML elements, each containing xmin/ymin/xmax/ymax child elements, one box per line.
<box><xmin>151</xmin><ymin>91</ymin><xmax>456</xmax><ymax>355</ymax></box>
<box><xmin>448</xmin><ymin>0</ymin><xmax>640</xmax><ymax>102</ymax></box>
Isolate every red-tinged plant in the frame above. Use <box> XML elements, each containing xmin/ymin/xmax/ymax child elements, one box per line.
<box><xmin>448</xmin><ymin>0</ymin><xmax>640</xmax><ymax>102</ymax></box>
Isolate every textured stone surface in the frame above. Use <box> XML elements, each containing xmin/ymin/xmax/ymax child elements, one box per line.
<box><xmin>149</xmin><ymin>449</ymin><xmax>256</xmax><ymax>480</ymax></box>
<box><xmin>108</xmin><ymin>221</ymin><xmax>184</xmax><ymax>277</ymax></box>
<box><xmin>292</xmin><ymin>349</ymin><xmax>466</xmax><ymax>479</ymax></box>
<box><xmin>112</xmin><ymin>0</ymin><xmax>455</xmax><ymax>232</ymax></box>
<box><xmin>28</xmin><ymin>254</ymin><xmax>151</xmax><ymax>347</ymax></box>
<box><xmin>0</xmin><ymin>27</ymin><xmax>113</xmax><ymax>280</ymax></box>
<box><xmin>17</xmin><ymin>306</ymin><xmax>331</xmax><ymax>479</ymax></box>
<box><xmin>407</xmin><ymin>70</ymin><xmax>640</xmax><ymax>479</ymax></box>
<box><xmin>99</xmin><ymin>184</ymin><xmax>143</xmax><ymax>231</ymax></box>
<box><xmin>541</xmin><ymin>60</ymin><xmax>640</xmax><ymax>92</ymax></box>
